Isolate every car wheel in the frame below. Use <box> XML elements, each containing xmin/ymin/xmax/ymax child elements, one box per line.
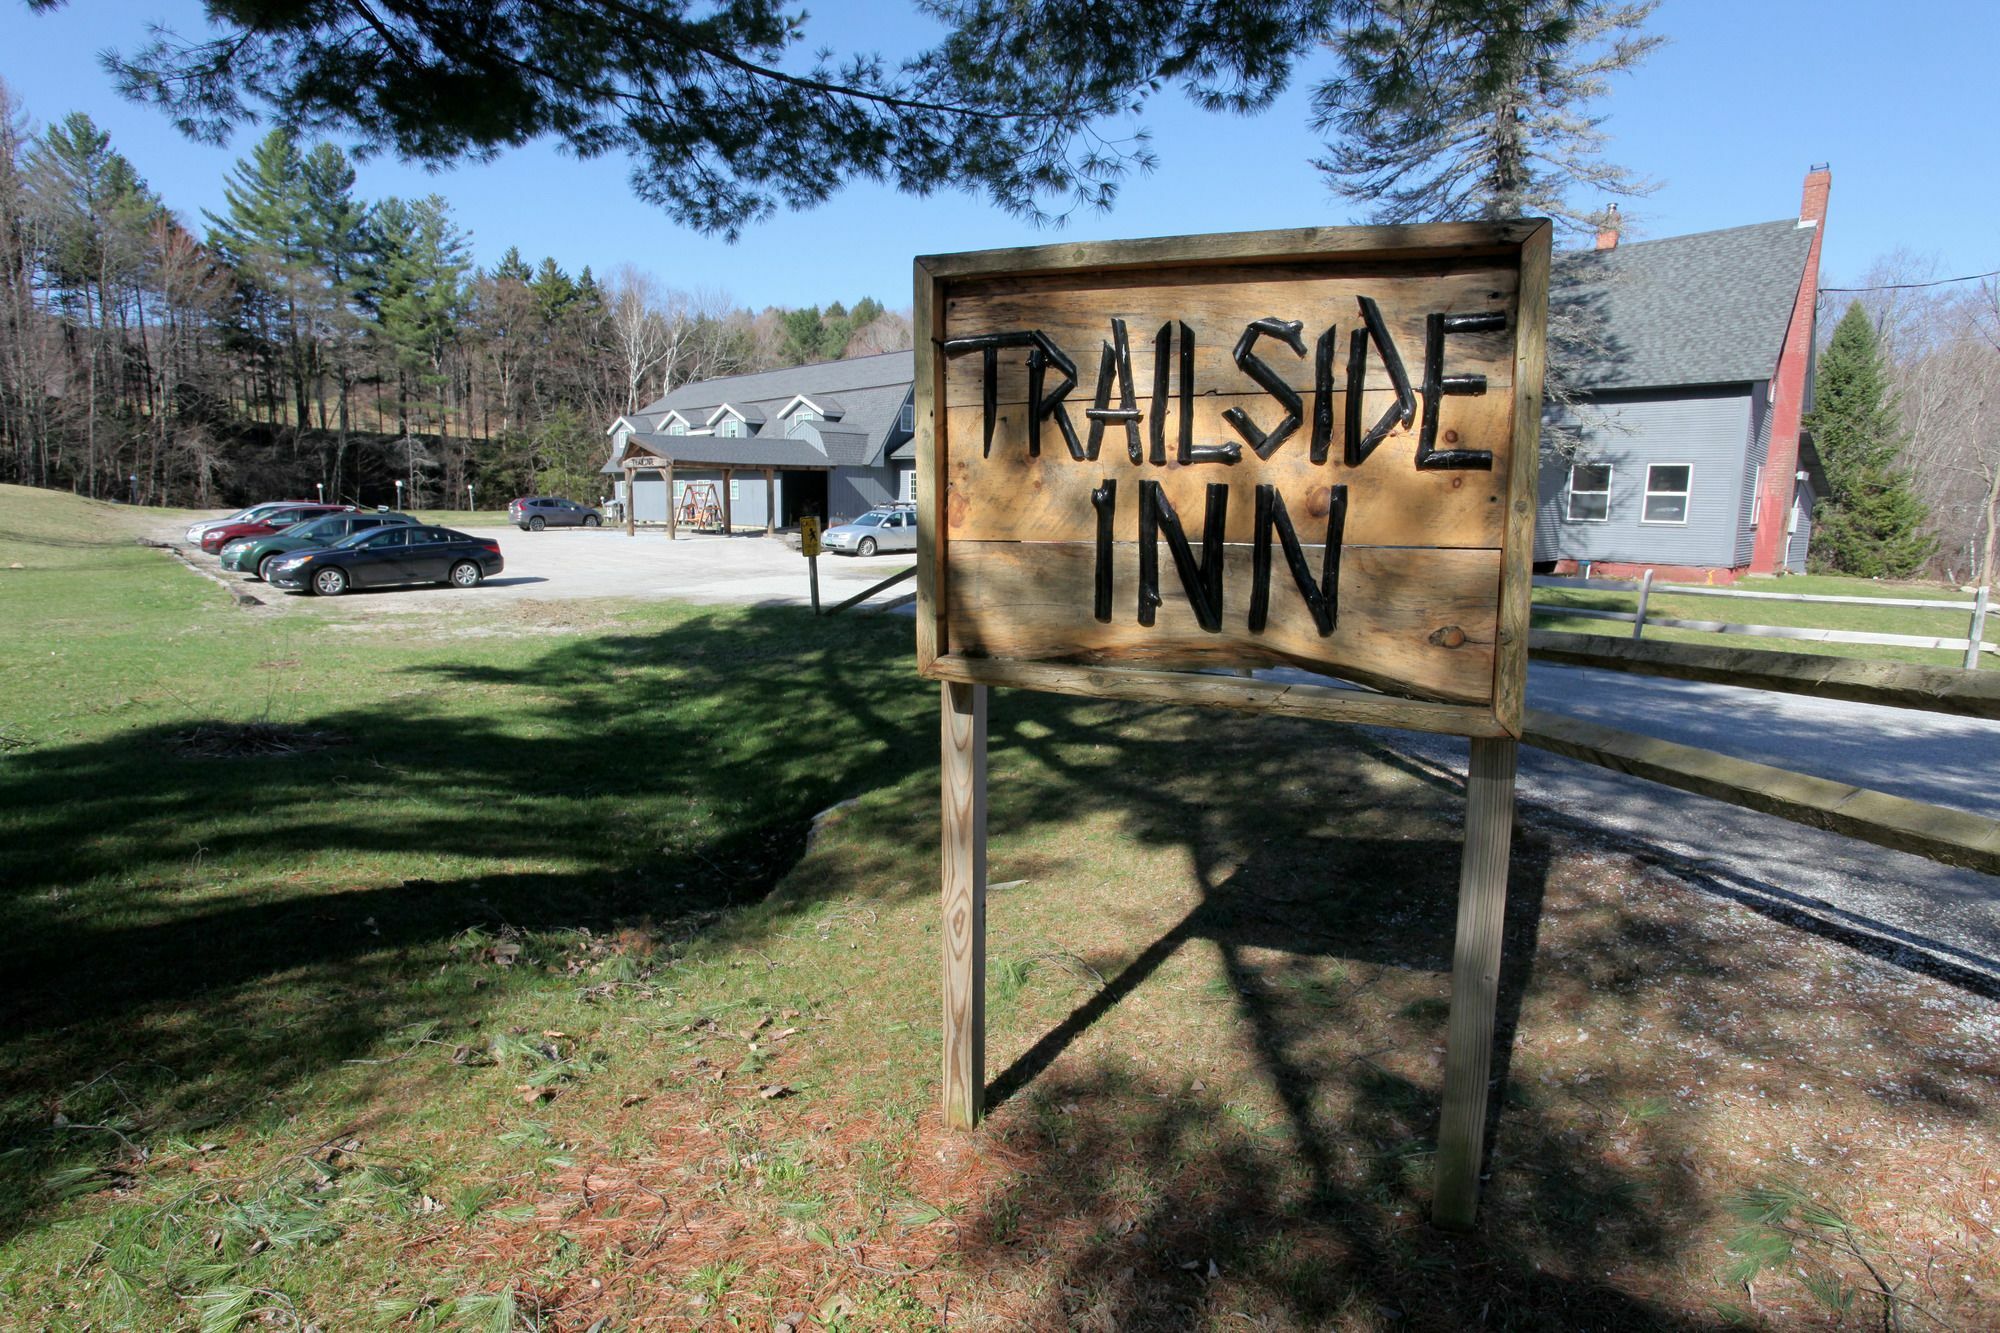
<box><xmin>449</xmin><ymin>560</ymin><xmax>484</xmax><ymax>589</ymax></box>
<box><xmin>256</xmin><ymin>553</ymin><xmax>282</xmax><ymax>582</ymax></box>
<box><xmin>583</xmin><ymin>514</ymin><xmax>601</xmax><ymax>527</ymax></box>
<box><xmin>311</xmin><ymin>566</ymin><xmax>348</xmax><ymax>597</ymax></box>
<box><xmin>529</xmin><ymin>516</ymin><xmax>546</xmax><ymax>531</ymax></box>
<box><xmin>858</xmin><ymin>537</ymin><xmax>878</xmax><ymax>557</ymax></box>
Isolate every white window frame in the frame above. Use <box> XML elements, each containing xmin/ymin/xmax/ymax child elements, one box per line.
<box><xmin>899</xmin><ymin>401</ymin><xmax>915</xmax><ymax>433</ymax></box>
<box><xmin>1565</xmin><ymin>461</ymin><xmax>1612</xmax><ymax>523</ymax></box>
<box><xmin>1748</xmin><ymin>464</ymin><xmax>1762</xmax><ymax>528</ymax></box>
<box><xmin>1641</xmin><ymin>462</ymin><xmax>1692</xmax><ymax>526</ymax></box>
<box><xmin>728</xmin><ymin>479</ymin><xmax>740</xmax><ymax>500</ymax></box>
<box><xmin>899</xmin><ymin>467</ymin><xmax>917</xmax><ymax>502</ymax></box>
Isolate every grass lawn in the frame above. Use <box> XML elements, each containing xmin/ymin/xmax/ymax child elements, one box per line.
<box><xmin>3</xmin><ymin>482</ymin><xmax>1998</xmax><ymax>1331</ymax></box>
<box><xmin>1532</xmin><ymin>574</ymin><xmax>1989</xmax><ymax>668</ymax></box>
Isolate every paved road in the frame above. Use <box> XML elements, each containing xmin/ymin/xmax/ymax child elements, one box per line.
<box><xmin>169</xmin><ymin>520</ymin><xmax>916</xmax><ymax>614</ymax></box>
<box><xmin>1364</xmin><ymin>664</ymin><xmax>2000</xmax><ymax>990</ymax></box>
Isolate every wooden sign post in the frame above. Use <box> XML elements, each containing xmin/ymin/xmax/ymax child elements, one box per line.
<box><xmin>914</xmin><ymin>221</ymin><xmax>1549</xmax><ymax>1228</ymax></box>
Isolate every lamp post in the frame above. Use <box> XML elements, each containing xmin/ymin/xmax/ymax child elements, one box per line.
<box><xmin>315</xmin><ymin>481</ymin><xmax>324</xmax><ymax>503</ymax></box>
<box><xmin>395</xmin><ymin>479</ymin><xmax>405</xmax><ymax>512</ymax></box>
<box><xmin>127</xmin><ymin>474</ymin><xmax>138</xmax><ymax>505</ymax></box>
<box><xmin>466</xmin><ymin>482</ymin><xmax>475</xmax><ymax>513</ymax></box>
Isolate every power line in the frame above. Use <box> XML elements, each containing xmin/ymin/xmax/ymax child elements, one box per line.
<box><xmin>1820</xmin><ymin>269</ymin><xmax>2000</xmax><ymax>294</ymax></box>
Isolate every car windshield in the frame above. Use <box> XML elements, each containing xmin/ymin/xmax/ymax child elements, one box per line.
<box><xmin>331</xmin><ymin>528</ymin><xmax>387</xmax><ymax>549</ymax></box>
<box><xmin>853</xmin><ymin>514</ymin><xmax>884</xmax><ymax>527</ymax></box>
<box><xmin>287</xmin><ymin>517</ymin><xmax>342</xmax><ymax>537</ymax></box>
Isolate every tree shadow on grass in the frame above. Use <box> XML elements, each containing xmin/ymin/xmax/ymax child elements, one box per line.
<box><xmin>0</xmin><ymin>605</ymin><xmax>936</xmax><ymax>1241</ymax></box>
<box><xmin>2</xmin><ymin>604</ymin><xmax>1986</xmax><ymax>1327</ymax></box>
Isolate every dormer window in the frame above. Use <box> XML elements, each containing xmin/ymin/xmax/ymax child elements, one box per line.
<box><xmin>792</xmin><ymin>405</ymin><xmax>820</xmax><ymax>425</ymax></box>
<box><xmin>718</xmin><ymin>417</ymin><xmax>744</xmax><ymax>438</ymax></box>
<box><xmin>666</xmin><ymin>419</ymin><xmax>687</xmax><ymax>436</ymax></box>
<box><xmin>899</xmin><ymin>401</ymin><xmax>914</xmax><ymax>433</ymax></box>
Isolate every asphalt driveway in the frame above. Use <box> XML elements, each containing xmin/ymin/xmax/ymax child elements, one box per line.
<box><xmin>168</xmin><ymin>521</ymin><xmax>916</xmax><ymax>613</ymax></box>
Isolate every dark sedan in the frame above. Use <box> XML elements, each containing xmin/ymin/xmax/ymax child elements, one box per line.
<box><xmin>266</xmin><ymin>525</ymin><xmax>503</xmax><ymax>596</ymax></box>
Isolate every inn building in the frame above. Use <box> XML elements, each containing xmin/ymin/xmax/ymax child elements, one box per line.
<box><xmin>602</xmin><ymin>167</ymin><xmax>1831</xmax><ymax>581</ymax></box>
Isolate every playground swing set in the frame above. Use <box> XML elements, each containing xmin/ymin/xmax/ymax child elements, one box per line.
<box><xmin>675</xmin><ymin>481</ymin><xmax>726</xmax><ymax>531</ymax></box>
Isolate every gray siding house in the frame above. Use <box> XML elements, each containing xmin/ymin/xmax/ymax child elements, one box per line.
<box><xmin>604</xmin><ymin>351</ymin><xmax>916</xmax><ymax>528</ymax></box>
<box><xmin>1535</xmin><ymin>168</ymin><xmax>1831</xmax><ymax>581</ymax></box>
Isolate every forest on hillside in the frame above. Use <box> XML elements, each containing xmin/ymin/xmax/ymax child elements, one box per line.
<box><xmin>0</xmin><ymin>80</ymin><xmax>910</xmax><ymax>510</ymax></box>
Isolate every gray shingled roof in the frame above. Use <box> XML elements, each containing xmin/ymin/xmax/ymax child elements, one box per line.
<box><xmin>626</xmin><ymin>351</ymin><xmax>912</xmax><ymax>470</ymax></box>
<box><xmin>812</xmin><ymin>427</ymin><xmax>875</xmax><ymax>467</ymax></box>
<box><xmin>603</xmin><ymin>433</ymin><xmax>833</xmax><ymax>471</ymax></box>
<box><xmin>1557</xmin><ymin>219</ymin><xmax>1813</xmax><ymax>391</ymax></box>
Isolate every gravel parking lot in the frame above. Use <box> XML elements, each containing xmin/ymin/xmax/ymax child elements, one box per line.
<box><xmin>167</xmin><ymin>520</ymin><xmax>916</xmax><ymax>614</ymax></box>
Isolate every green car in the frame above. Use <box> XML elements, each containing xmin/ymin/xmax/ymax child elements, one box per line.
<box><xmin>221</xmin><ymin>510</ymin><xmax>417</xmax><ymax>581</ymax></box>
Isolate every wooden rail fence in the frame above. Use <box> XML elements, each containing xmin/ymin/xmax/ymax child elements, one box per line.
<box><xmin>1532</xmin><ymin>572</ymin><xmax>1995</xmax><ymax>669</ymax></box>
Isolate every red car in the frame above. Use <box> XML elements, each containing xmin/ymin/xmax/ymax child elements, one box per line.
<box><xmin>199</xmin><ymin>504</ymin><xmax>354</xmax><ymax>554</ymax></box>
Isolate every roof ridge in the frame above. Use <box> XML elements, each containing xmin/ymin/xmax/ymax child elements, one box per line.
<box><xmin>1560</xmin><ymin>217</ymin><xmax>1796</xmax><ymax>258</ymax></box>
<box><xmin>648</xmin><ymin>348</ymin><xmax>913</xmax><ymax>393</ymax></box>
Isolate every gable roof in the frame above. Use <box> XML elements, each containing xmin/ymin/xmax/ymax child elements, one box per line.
<box><xmin>1557</xmin><ymin>219</ymin><xmax>1813</xmax><ymax>392</ymax></box>
<box><xmin>623</xmin><ymin>350</ymin><xmax>913</xmax><ymax>470</ymax></box>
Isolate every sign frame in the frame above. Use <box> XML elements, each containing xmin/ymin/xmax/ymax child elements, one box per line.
<box><xmin>913</xmin><ymin>220</ymin><xmax>1551</xmax><ymax>1230</ymax></box>
<box><xmin>915</xmin><ymin>219</ymin><xmax>1551</xmax><ymax>740</ymax></box>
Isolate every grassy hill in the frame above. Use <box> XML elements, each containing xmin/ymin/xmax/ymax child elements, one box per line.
<box><xmin>2</xmin><ymin>484</ymin><xmax>1995</xmax><ymax>1331</ymax></box>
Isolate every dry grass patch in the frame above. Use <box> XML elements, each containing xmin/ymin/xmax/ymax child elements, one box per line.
<box><xmin>389</xmin><ymin>702</ymin><xmax>1999</xmax><ymax>1331</ymax></box>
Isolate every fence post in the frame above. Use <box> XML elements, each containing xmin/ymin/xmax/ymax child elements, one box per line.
<box><xmin>1632</xmin><ymin>569</ymin><xmax>1654</xmax><ymax>642</ymax></box>
<box><xmin>1967</xmin><ymin>587</ymin><xmax>1990</xmax><ymax>671</ymax></box>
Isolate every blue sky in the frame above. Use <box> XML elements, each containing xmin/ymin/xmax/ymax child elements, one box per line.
<box><xmin>3</xmin><ymin>0</ymin><xmax>1994</xmax><ymax>307</ymax></box>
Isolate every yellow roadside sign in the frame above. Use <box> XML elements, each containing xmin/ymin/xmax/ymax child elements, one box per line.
<box><xmin>799</xmin><ymin>516</ymin><xmax>822</xmax><ymax>558</ymax></box>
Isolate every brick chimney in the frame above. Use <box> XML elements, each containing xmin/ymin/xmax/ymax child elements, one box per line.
<box><xmin>1749</xmin><ymin>164</ymin><xmax>1832</xmax><ymax>574</ymax></box>
<box><xmin>1595</xmin><ymin>203</ymin><xmax>1621</xmax><ymax>250</ymax></box>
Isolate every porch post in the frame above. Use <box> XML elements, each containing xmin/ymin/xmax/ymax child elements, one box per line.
<box><xmin>665</xmin><ymin>461</ymin><xmax>677</xmax><ymax>540</ymax></box>
<box><xmin>764</xmin><ymin>468</ymin><xmax>776</xmax><ymax>536</ymax></box>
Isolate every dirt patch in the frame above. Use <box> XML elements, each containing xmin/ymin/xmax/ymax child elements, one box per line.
<box><xmin>168</xmin><ymin>721</ymin><xmax>349</xmax><ymax>759</ymax></box>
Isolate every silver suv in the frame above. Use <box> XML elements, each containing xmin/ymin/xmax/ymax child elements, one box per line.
<box><xmin>509</xmin><ymin>496</ymin><xmax>602</xmax><ymax>530</ymax></box>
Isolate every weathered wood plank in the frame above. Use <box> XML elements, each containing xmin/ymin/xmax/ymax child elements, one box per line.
<box><xmin>1522</xmin><ymin>709</ymin><xmax>2000</xmax><ymax>874</ymax></box>
<box><xmin>1527</xmin><ymin>630</ymin><xmax>2000</xmax><ymax>719</ymax></box>
<box><xmin>916</xmin><ymin>219</ymin><xmax>1547</xmax><ymax>281</ymax></box>
<box><xmin>915</xmin><ymin>257</ymin><xmax>947</xmax><ymax>670</ymax></box>
<box><xmin>824</xmin><ymin>565</ymin><xmax>917</xmax><ymax>617</ymax></box>
<box><xmin>945</xmin><ymin>540</ymin><xmax>1499</xmax><ymax>704</ymax></box>
<box><xmin>941</xmin><ymin>681</ymin><xmax>988</xmax><ymax>1129</ymax></box>
<box><xmin>929</xmin><ymin>654</ymin><xmax>1510</xmax><ymax>737</ymax></box>
<box><xmin>942</xmin><ymin>389</ymin><xmax>1513</xmax><ymax>548</ymax></box>
<box><xmin>1491</xmin><ymin>221</ymin><xmax>1551</xmax><ymax>739</ymax></box>
<box><xmin>1532</xmin><ymin>608</ymin><xmax>1992</xmax><ymax>653</ymax></box>
<box><xmin>1434</xmin><ymin>736</ymin><xmax>1519</xmax><ymax>1230</ymax></box>
<box><xmin>943</xmin><ymin>261</ymin><xmax>1518</xmax><ymax>409</ymax></box>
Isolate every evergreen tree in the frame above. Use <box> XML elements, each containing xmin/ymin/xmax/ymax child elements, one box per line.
<box><xmin>205</xmin><ymin>127</ymin><xmax>314</xmax><ymax>427</ymax></box>
<box><xmin>366</xmin><ymin>194</ymin><xmax>469</xmax><ymax>466</ymax></box>
<box><xmin>299</xmin><ymin>142</ymin><xmax>371</xmax><ymax>486</ymax></box>
<box><xmin>1312</xmin><ymin>1</ymin><xmax>1661</xmax><ymax>234</ymax></box>
<box><xmin>494</xmin><ymin>246</ymin><xmax>533</xmax><ymax>284</ymax></box>
<box><xmin>1805</xmin><ymin>302</ymin><xmax>1936</xmax><ymax>578</ymax></box>
<box><xmin>24</xmin><ymin>113</ymin><xmax>162</xmax><ymax>494</ymax></box>
<box><xmin>97</xmin><ymin>1</ymin><xmax>1346</xmax><ymax>236</ymax></box>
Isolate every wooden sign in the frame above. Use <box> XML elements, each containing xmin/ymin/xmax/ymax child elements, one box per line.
<box><xmin>915</xmin><ymin>222</ymin><xmax>1548</xmax><ymax>735</ymax></box>
<box><xmin>913</xmin><ymin>221</ymin><xmax>1551</xmax><ymax>1229</ymax></box>
<box><xmin>798</xmin><ymin>515</ymin><xmax>822</xmax><ymax>559</ymax></box>
<box><xmin>625</xmin><ymin>454</ymin><xmax>669</xmax><ymax>469</ymax></box>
